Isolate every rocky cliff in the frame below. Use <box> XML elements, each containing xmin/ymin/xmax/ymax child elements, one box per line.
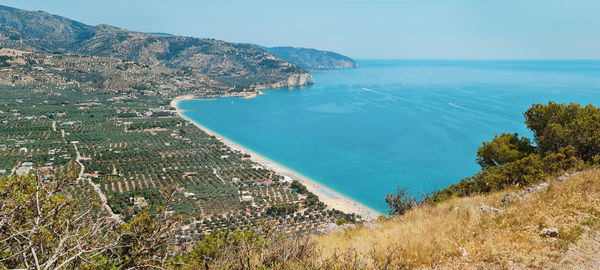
<box><xmin>251</xmin><ymin>72</ymin><xmax>315</xmax><ymax>89</ymax></box>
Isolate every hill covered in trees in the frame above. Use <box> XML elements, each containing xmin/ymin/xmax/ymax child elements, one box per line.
<box><xmin>0</xmin><ymin>5</ymin><xmax>313</xmax><ymax>89</ymax></box>
<box><xmin>0</xmin><ymin>48</ymin><xmax>227</xmax><ymax>96</ymax></box>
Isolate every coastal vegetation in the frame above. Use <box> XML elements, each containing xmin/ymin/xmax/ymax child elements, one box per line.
<box><xmin>4</xmin><ymin>99</ymin><xmax>600</xmax><ymax>268</ymax></box>
<box><xmin>0</xmin><ymin>83</ymin><xmax>354</xmax><ymax>242</ymax></box>
<box><xmin>316</xmin><ymin>102</ymin><xmax>600</xmax><ymax>268</ymax></box>
<box><xmin>427</xmin><ymin>102</ymin><xmax>594</xmax><ymax>203</ymax></box>
<box><xmin>0</xmin><ymin>32</ymin><xmax>356</xmax><ymax>255</ymax></box>
<box><xmin>317</xmin><ymin>169</ymin><xmax>600</xmax><ymax>269</ymax></box>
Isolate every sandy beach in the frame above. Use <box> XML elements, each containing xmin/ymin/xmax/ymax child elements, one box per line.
<box><xmin>171</xmin><ymin>95</ymin><xmax>380</xmax><ymax>221</ymax></box>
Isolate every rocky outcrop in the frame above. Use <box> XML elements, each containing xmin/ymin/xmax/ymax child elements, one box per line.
<box><xmin>557</xmin><ymin>171</ymin><xmax>579</xmax><ymax>182</ymax></box>
<box><xmin>500</xmin><ymin>173</ymin><xmax>576</xmax><ymax>205</ymax></box>
<box><xmin>478</xmin><ymin>205</ymin><xmax>504</xmax><ymax>213</ymax></box>
<box><xmin>500</xmin><ymin>172</ymin><xmax>580</xmax><ymax>207</ymax></box>
<box><xmin>541</xmin><ymin>227</ymin><xmax>559</xmax><ymax>238</ymax></box>
<box><xmin>252</xmin><ymin>73</ymin><xmax>315</xmax><ymax>90</ymax></box>
<box><xmin>501</xmin><ymin>192</ymin><xmax>522</xmax><ymax>204</ymax></box>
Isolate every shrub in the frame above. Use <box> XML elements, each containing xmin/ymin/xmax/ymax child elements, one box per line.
<box><xmin>385</xmin><ymin>186</ymin><xmax>417</xmax><ymax>216</ymax></box>
<box><xmin>525</xmin><ymin>102</ymin><xmax>600</xmax><ymax>161</ymax></box>
<box><xmin>266</xmin><ymin>203</ymin><xmax>299</xmax><ymax>216</ymax></box>
<box><xmin>476</xmin><ymin>133</ymin><xmax>535</xmax><ymax>168</ymax></box>
<box><xmin>429</xmin><ymin>102</ymin><xmax>599</xmax><ymax>203</ymax></box>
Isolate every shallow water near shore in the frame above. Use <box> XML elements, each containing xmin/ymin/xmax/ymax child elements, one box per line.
<box><xmin>179</xmin><ymin>60</ymin><xmax>600</xmax><ymax>213</ymax></box>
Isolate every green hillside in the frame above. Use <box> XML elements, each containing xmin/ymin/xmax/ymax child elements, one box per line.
<box><xmin>0</xmin><ymin>5</ymin><xmax>313</xmax><ymax>88</ymax></box>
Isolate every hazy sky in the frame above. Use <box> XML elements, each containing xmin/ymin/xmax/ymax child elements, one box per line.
<box><xmin>3</xmin><ymin>0</ymin><xmax>600</xmax><ymax>59</ymax></box>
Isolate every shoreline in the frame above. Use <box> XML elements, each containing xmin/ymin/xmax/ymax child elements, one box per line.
<box><xmin>171</xmin><ymin>95</ymin><xmax>380</xmax><ymax>221</ymax></box>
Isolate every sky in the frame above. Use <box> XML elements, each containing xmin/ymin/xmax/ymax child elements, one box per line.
<box><xmin>2</xmin><ymin>0</ymin><xmax>600</xmax><ymax>59</ymax></box>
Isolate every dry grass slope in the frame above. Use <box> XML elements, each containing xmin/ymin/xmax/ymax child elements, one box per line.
<box><xmin>315</xmin><ymin>169</ymin><xmax>600</xmax><ymax>269</ymax></box>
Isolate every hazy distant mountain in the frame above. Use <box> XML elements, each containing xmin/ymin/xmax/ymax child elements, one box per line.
<box><xmin>0</xmin><ymin>5</ymin><xmax>313</xmax><ymax>89</ymax></box>
<box><xmin>262</xmin><ymin>46</ymin><xmax>359</xmax><ymax>71</ymax></box>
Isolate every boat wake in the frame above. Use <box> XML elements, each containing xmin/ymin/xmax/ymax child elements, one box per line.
<box><xmin>362</xmin><ymin>87</ymin><xmax>384</xmax><ymax>95</ymax></box>
<box><xmin>448</xmin><ymin>102</ymin><xmax>466</xmax><ymax>109</ymax></box>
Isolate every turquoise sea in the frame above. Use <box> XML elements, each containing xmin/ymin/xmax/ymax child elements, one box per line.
<box><xmin>179</xmin><ymin>60</ymin><xmax>600</xmax><ymax>214</ymax></box>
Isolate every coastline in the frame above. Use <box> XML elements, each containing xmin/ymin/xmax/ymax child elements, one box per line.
<box><xmin>171</xmin><ymin>95</ymin><xmax>380</xmax><ymax>221</ymax></box>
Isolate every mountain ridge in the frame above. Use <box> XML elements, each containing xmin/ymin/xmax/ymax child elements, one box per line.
<box><xmin>261</xmin><ymin>46</ymin><xmax>359</xmax><ymax>71</ymax></box>
<box><xmin>0</xmin><ymin>5</ymin><xmax>314</xmax><ymax>89</ymax></box>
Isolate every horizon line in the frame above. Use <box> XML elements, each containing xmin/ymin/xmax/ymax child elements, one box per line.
<box><xmin>353</xmin><ymin>58</ymin><xmax>600</xmax><ymax>61</ymax></box>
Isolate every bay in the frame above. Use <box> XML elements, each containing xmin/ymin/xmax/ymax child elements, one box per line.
<box><xmin>179</xmin><ymin>60</ymin><xmax>600</xmax><ymax>213</ymax></box>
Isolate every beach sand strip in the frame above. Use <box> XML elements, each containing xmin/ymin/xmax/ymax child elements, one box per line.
<box><xmin>171</xmin><ymin>95</ymin><xmax>380</xmax><ymax>221</ymax></box>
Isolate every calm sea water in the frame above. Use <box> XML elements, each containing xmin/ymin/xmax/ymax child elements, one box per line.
<box><xmin>179</xmin><ymin>60</ymin><xmax>600</xmax><ymax>213</ymax></box>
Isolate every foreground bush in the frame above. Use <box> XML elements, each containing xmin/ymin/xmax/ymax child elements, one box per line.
<box><xmin>0</xmin><ymin>174</ymin><xmax>182</xmax><ymax>269</ymax></box>
<box><xmin>385</xmin><ymin>186</ymin><xmax>418</xmax><ymax>216</ymax></box>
